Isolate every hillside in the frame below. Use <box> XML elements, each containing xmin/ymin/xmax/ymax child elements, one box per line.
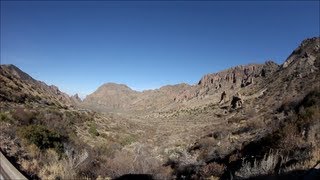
<box><xmin>0</xmin><ymin>37</ymin><xmax>319</xmax><ymax>180</ymax></box>
<box><xmin>82</xmin><ymin>61</ymin><xmax>280</xmax><ymax>114</ymax></box>
<box><xmin>0</xmin><ymin>64</ymin><xmax>79</xmax><ymax>107</ymax></box>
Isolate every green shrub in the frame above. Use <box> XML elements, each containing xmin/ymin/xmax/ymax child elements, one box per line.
<box><xmin>299</xmin><ymin>106</ymin><xmax>318</xmax><ymax>120</ymax></box>
<box><xmin>299</xmin><ymin>90</ymin><xmax>320</xmax><ymax>108</ymax></box>
<box><xmin>12</xmin><ymin>107</ymin><xmax>35</xmax><ymax>125</ymax></box>
<box><xmin>88</xmin><ymin>122</ymin><xmax>99</xmax><ymax>136</ymax></box>
<box><xmin>18</xmin><ymin>125</ymin><xmax>64</xmax><ymax>153</ymax></box>
<box><xmin>296</xmin><ymin>90</ymin><xmax>320</xmax><ymax>124</ymax></box>
<box><xmin>120</xmin><ymin>134</ymin><xmax>137</xmax><ymax>146</ymax></box>
<box><xmin>0</xmin><ymin>112</ymin><xmax>12</xmax><ymax>123</ymax></box>
<box><xmin>95</xmin><ymin>143</ymin><xmax>120</xmax><ymax>157</ymax></box>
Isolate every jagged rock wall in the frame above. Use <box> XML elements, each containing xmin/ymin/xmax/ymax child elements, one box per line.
<box><xmin>173</xmin><ymin>61</ymin><xmax>279</xmax><ymax>103</ymax></box>
<box><xmin>198</xmin><ymin>62</ymin><xmax>279</xmax><ymax>88</ymax></box>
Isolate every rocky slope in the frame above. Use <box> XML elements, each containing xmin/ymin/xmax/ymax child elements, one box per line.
<box><xmin>0</xmin><ymin>64</ymin><xmax>79</xmax><ymax>108</ymax></box>
<box><xmin>170</xmin><ymin>37</ymin><xmax>320</xmax><ymax>179</ymax></box>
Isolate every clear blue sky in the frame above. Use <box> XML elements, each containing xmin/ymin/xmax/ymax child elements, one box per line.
<box><xmin>1</xmin><ymin>1</ymin><xmax>319</xmax><ymax>98</ymax></box>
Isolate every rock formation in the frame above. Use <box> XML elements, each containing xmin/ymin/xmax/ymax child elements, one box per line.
<box><xmin>71</xmin><ymin>93</ymin><xmax>82</xmax><ymax>104</ymax></box>
<box><xmin>219</xmin><ymin>91</ymin><xmax>227</xmax><ymax>104</ymax></box>
<box><xmin>230</xmin><ymin>93</ymin><xmax>243</xmax><ymax>109</ymax></box>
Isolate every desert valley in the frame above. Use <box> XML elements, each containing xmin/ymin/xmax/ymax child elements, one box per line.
<box><xmin>0</xmin><ymin>37</ymin><xmax>319</xmax><ymax>179</ymax></box>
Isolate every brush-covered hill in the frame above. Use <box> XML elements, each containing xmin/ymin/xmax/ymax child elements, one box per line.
<box><xmin>0</xmin><ymin>64</ymin><xmax>80</xmax><ymax>108</ymax></box>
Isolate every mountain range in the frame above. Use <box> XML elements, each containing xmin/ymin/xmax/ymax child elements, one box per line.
<box><xmin>0</xmin><ymin>37</ymin><xmax>319</xmax><ymax>179</ymax></box>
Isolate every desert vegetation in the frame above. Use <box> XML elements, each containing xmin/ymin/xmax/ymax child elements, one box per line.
<box><xmin>1</xmin><ymin>83</ymin><xmax>320</xmax><ymax>180</ymax></box>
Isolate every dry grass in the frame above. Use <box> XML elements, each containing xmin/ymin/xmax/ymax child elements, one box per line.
<box><xmin>20</xmin><ymin>147</ymin><xmax>78</xmax><ymax>179</ymax></box>
<box><xmin>278</xmin><ymin>123</ymin><xmax>305</xmax><ymax>150</ymax></box>
<box><xmin>104</xmin><ymin>143</ymin><xmax>164</xmax><ymax>178</ymax></box>
<box><xmin>200</xmin><ymin>162</ymin><xmax>226</xmax><ymax>177</ymax></box>
<box><xmin>38</xmin><ymin>149</ymin><xmax>76</xmax><ymax>179</ymax></box>
<box><xmin>235</xmin><ymin>150</ymin><xmax>288</xmax><ymax>178</ymax></box>
<box><xmin>282</xmin><ymin>147</ymin><xmax>320</xmax><ymax>173</ymax></box>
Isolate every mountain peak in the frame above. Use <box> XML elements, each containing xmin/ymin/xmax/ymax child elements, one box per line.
<box><xmin>282</xmin><ymin>37</ymin><xmax>320</xmax><ymax>68</ymax></box>
<box><xmin>100</xmin><ymin>83</ymin><xmax>133</xmax><ymax>91</ymax></box>
<box><xmin>0</xmin><ymin>64</ymin><xmax>76</xmax><ymax>106</ymax></box>
<box><xmin>0</xmin><ymin>64</ymin><xmax>36</xmax><ymax>83</ymax></box>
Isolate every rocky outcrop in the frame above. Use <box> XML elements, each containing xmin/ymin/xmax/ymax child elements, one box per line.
<box><xmin>49</xmin><ymin>85</ymin><xmax>60</xmax><ymax>95</ymax></box>
<box><xmin>219</xmin><ymin>91</ymin><xmax>227</xmax><ymax>104</ymax></box>
<box><xmin>260</xmin><ymin>61</ymin><xmax>279</xmax><ymax>77</ymax></box>
<box><xmin>71</xmin><ymin>93</ymin><xmax>82</xmax><ymax>104</ymax></box>
<box><xmin>198</xmin><ymin>64</ymin><xmax>256</xmax><ymax>88</ymax></box>
<box><xmin>198</xmin><ymin>62</ymin><xmax>279</xmax><ymax>90</ymax></box>
<box><xmin>283</xmin><ymin>37</ymin><xmax>320</xmax><ymax>69</ymax></box>
<box><xmin>172</xmin><ymin>86</ymin><xmax>198</xmax><ymax>102</ymax></box>
<box><xmin>230</xmin><ymin>93</ymin><xmax>243</xmax><ymax>109</ymax></box>
<box><xmin>279</xmin><ymin>37</ymin><xmax>320</xmax><ymax>85</ymax></box>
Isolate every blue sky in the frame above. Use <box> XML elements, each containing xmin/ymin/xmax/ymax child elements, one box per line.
<box><xmin>1</xmin><ymin>1</ymin><xmax>319</xmax><ymax>98</ymax></box>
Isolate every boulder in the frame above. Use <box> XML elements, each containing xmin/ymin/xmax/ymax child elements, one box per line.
<box><xmin>231</xmin><ymin>93</ymin><xmax>243</xmax><ymax>109</ymax></box>
<box><xmin>219</xmin><ymin>91</ymin><xmax>227</xmax><ymax>104</ymax></box>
